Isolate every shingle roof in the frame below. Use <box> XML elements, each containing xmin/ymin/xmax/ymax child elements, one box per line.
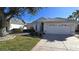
<box><xmin>32</xmin><ymin>17</ymin><xmax>46</xmax><ymax>23</ymax></box>
<box><xmin>32</xmin><ymin>17</ymin><xmax>77</xmax><ymax>23</ymax></box>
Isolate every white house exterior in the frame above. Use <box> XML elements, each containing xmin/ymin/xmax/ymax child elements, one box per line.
<box><xmin>32</xmin><ymin>17</ymin><xmax>78</xmax><ymax>35</ymax></box>
<box><xmin>9</xmin><ymin>18</ymin><xmax>26</xmax><ymax>30</ymax></box>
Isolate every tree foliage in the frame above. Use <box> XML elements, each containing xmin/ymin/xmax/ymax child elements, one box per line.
<box><xmin>68</xmin><ymin>10</ymin><xmax>79</xmax><ymax>21</ymax></box>
<box><xmin>0</xmin><ymin>7</ymin><xmax>41</xmax><ymax>20</ymax></box>
<box><xmin>0</xmin><ymin>7</ymin><xmax>41</xmax><ymax>28</ymax></box>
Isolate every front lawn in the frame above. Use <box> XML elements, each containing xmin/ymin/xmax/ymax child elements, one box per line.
<box><xmin>0</xmin><ymin>35</ymin><xmax>40</xmax><ymax>51</ymax></box>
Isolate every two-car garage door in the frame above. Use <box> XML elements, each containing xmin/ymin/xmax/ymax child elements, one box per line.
<box><xmin>44</xmin><ymin>23</ymin><xmax>75</xmax><ymax>34</ymax></box>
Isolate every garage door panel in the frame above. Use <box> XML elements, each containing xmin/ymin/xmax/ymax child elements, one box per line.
<box><xmin>44</xmin><ymin>23</ymin><xmax>73</xmax><ymax>34</ymax></box>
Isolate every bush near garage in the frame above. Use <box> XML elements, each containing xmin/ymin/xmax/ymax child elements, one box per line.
<box><xmin>23</xmin><ymin>27</ymin><xmax>42</xmax><ymax>37</ymax></box>
<box><xmin>29</xmin><ymin>27</ymin><xmax>42</xmax><ymax>37</ymax></box>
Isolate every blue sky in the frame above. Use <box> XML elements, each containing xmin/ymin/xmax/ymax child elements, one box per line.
<box><xmin>21</xmin><ymin>7</ymin><xmax>79</xmax><ymax>23</ymax></box>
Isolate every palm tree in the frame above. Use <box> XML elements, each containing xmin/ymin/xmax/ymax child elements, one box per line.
<box><xmin>68</xmin><ymin>10</ymin><xmax>79</xmax><ymax>21</ymax></box>
<box><xmin>68</xmin><ymin>15</ymin><xmax>73</xmax><ymax>20</ymax></box>
<box><xmin>72</xmin><ymin>10</ymin><xmax>79</xmax><ymax>21</ymax></box>
<box><xmin>0</xmin><ymin>7</ymin><xmax>41</xmax><ymax>36</ymax></box>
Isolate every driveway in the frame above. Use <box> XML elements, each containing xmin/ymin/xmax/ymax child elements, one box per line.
<box><xmin>32</xmin><ymin>34</ymin><xmax>79</xmax><ymax>51</ymax></box>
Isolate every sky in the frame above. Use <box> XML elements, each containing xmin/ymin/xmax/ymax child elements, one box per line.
<box><xmin>21</xmin><ymin>7</ymin><xmax>79</xmax><ymax>23</ymax></box>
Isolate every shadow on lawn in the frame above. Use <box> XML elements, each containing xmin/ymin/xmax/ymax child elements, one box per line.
<box><xmin>41</xmin><ymin>34</ymin><xmax>73</xmax><ymax>42</ymax></box>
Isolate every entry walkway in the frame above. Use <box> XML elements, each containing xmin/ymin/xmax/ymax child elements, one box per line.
<box><xmin>32</xmin><ymin>34</ymin><xmax>79</xmax><ymax>51</ymax></box>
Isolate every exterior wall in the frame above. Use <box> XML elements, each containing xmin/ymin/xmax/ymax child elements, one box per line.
<box><xmin>37</xmin><ymin>23</ymin><xmax>41</xmax><ymax>32</ymax></box>
<box><xmin>32</xmin><ymin>22</ymin><xmax>41</xmax><ymax>32</ymax></box>
<box><xmin>32</xmin><ymin>23</ymin><xmax>36</xmax><ymax>30</ymax></box>
<box><xmin>9</xmin><ymin>24</ymin><xmax>24</xmax><ymax>30</ymax></box>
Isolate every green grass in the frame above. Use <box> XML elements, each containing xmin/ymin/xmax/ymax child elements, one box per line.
<box><xmin>0</xmin><ymin>35</ymin><xmax>40</xmax><ymax>51</ymax></box>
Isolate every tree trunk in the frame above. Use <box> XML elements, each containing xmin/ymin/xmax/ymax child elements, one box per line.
<box><xmin>0</xmin><ymin>12</ymin><xmax>9</xmax><ymax>37</ymax></box>
<box><xmin>0</xmin><ymin>27</ymin><xmax>8</xmax><ymax>36</ymax></box>
<box><xmin>6</xmin><ymin>20</ymin><xmax>10</xmax><ymax>32</ymax></box>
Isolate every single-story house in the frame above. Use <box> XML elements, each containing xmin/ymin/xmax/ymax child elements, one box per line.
<box><xmin>31</xmin><ymin>17</ymin><xmax>78</xmax><ymax>35</ymax></box>
<box><xmin>9</xmin><ymin>18</ymin><xmax>26</xmax><ymax>30</ymax></box>
<box><xmin>0</xmin><ymin>17</ymin><xmax>27</xmax><ymax>36</ymax></box>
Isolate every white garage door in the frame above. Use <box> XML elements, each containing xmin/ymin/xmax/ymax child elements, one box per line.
<box><xmin>44</xmin><ymin>23</ymin><xmax>74</xmax><ymax>34</ymax></box>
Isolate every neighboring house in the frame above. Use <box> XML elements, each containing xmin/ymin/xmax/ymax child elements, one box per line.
<box><xmin>26</xmin><ymin>23</ymin><xmax>33</xmax><ymax>29</ymax></box>
<box><xmin>31</xmin><ymin>17</ymin><xmax>78</xmax><ymax>35</ymax></box>
<box><xmin>9</xmin><ymin>18</ymin><xmax>26</xmax><ymax>30</ymax></box>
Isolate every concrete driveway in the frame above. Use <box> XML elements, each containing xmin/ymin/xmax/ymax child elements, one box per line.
<box><xmin>32</xmin><ymin>34</ymin><xmax>79</xmax><ymax>51</ymax></box>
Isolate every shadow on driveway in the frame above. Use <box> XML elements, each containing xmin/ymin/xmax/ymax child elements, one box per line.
<box><xmin>42</xmin><ymin>34</ymin><xmax>74</xmax><ymax>42</ymax></box>
<box><xmin>19</xmin><ymin>33</ymin><xmax>74</xmax><ymax>42</ymax></box>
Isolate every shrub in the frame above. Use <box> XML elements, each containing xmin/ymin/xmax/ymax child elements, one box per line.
<box><xmin>30</xmin><ymin>32</ymin><xmax>42</xmax><ymax>37</ymax></box>
<box><xmin>11</xmin><ymin>28</ymin><xmax>23</xmax><ymax>33</ymax></box>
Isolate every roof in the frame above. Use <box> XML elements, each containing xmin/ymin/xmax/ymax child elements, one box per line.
<box><xmin>32</xmin><ymin>17</ymin><xmax>77</xmax><ymax>23</ymax></box>
<box><xmin>10</xmin><ymin>18</ymin><xmax>25</xmax><ymax>25</ymax></box>
<box><xmin>32</xmin><ymin>17</ymin><xmax>46</xmax><ymax>23</ymax></box>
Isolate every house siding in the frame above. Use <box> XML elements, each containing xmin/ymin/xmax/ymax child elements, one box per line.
<box><xmin>9</xmin><ymin>24</ymin><xmax>24</xmax><ymax>30</ymax></box>
<box><xmin>32</xmin><ymin>22</ymin><xmax>41</xmax><ymax>32</ymax></box>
